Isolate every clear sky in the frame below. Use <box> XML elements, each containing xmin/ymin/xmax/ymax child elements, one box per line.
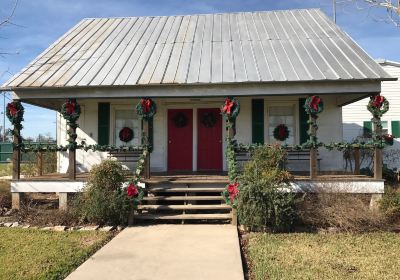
<box><xmin>0</xmin><ymin>0</ymin><xmax>399</xmax><ymax>139</ymax></box>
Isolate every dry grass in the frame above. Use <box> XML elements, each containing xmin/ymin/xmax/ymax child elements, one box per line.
<box><xmin>0</xmin><ymin>180</ymin><xmax>11</xmax><ymax>208</ymax></box>
<box><xmin>298</xmin><ymin>192</ymin><xmax>386</xmax><ymax>232</ymax></box>
<box><xmin>246</xmin><ymin>232</ymin><xmax>400</xmax><ymax>280</ymax></box>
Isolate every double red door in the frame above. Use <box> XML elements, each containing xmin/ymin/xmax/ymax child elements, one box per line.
<box><xmin>167</xmin><ymin>108</ymin><xmax>222</xmax><ymax>171</ymax></box>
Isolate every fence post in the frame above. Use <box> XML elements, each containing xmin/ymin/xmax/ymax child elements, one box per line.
<box><xmin>37</xmin><ymin>151</ymin><xmax>43</xmax><ymax>176</ymax></box>
<box><xmin>143</xmin><ymin>119</ymin><xmax>150</xmax><ymax>179</ymax></box>
<box><xmin>373</xmin><ymin>116</ymin><xmax>383</xmax><ymax>180</ymax></box>
<box><xmin>309</xmin><ymin>115</ymin><xmax>318</xmax><ymax>180</ymax></box>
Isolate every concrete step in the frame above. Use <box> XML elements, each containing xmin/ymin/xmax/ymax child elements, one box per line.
<box><xmin>142</xmin><ymin>195</ymin><xmax>224</xmax><ymax>201</ymax></box>
<box><xmin>135</xmin><ymin>213</ymin><xmax>232</xmax><ymax>220</ymax></box>
<box><xmin>148</xmin><ymin>187</ymin><xmax>225</xmax><ymax>193</ymax></box>
<box><xmin>138</xmin><ymin>204</ymin><xmax>231</xmax><ymax>210</ymax></box>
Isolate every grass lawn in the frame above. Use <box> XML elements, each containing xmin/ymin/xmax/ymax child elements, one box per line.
<box><xmin>0</xmin><ymin>228</ymin><xmax>114</xmax><ymax>280</ymax></box>
<box><xmin>246</xmin><ymin>232</ymin><xmax>400</xmax><ymax>280</ymax></box>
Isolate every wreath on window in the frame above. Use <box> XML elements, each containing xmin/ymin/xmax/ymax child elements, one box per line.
<box><xmin>119</xmin><ymin>127</ymin><xmax>134</xmax><ymax>143</ymax></box>
<box><xmin>273</xmin><ymin>124</ymin><xmax>290</xmax><ymax>141</ymax></box>
<box><xmin>367</xmin><ymin>95</ymin><xmax>389</xmax><ymax>117</ymax></box>
<box><xmin>201</xmin><ymin>112</ymin><xmax>217</xmax><ymax>128</ymax></box>
<box><xmin>304</xmin><ymin>95</ymin><xmax>324</xmax><ymax>116</ymax></box>
<box><xmin>173</xmin><ymin>112</ymin><xmax>188</xmax><ymax>128</ymax></box>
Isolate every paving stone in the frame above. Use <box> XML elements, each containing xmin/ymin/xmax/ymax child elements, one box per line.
<box><xmin>11</xmin><ymin>222</ymin><xmax>19</xmax><ymax>227</ymax></box>
<box><xmin>53</xmin><ymin>226</ymin><xmax>67</xmax><ymax>232</ymax></box>
<box><xmin>22</xmin><ymin>225</ymin><xmax>31</xmax><ymax>229</ymax></box>
<box><xmin>3</xmin><ymin>222</ymin><xmax>13</xmax><ymax>227</ymax></box>
<box><xmin>80</xmin><ymin>225</ymin><xmax>99</xmax><ymax>231</ymax></box>
<box><xmin>41</xmin><ymin>226</ymin><xmax>52</xmax><ymax>231</ymax></box>
<box><xmin>99</xmin><ymin>226</ymin><xmax>116</xmax><ymax>232</ymax></box>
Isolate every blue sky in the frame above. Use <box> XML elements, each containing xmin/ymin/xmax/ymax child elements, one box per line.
<box><xmin>0</xmin><ymin>0</ymin><xmax>399</xmax><ymax>138</ymax></box>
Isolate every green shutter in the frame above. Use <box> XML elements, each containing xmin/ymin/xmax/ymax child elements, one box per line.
<box><xmin>392</xmin><ymin>121</ymin><xmax>400</xmax><ymax>138</ymax></box>
<box><xmin>299</xmin><ymin>98</ymin><xmax>308</xmax><ymax>144</ymax></box>
<box><xmin>363</xmin><ymin>121</ymin><xmax>372</xmax><ymax>137</ymax></box>
<box><xmin>98</xmin><ymin>103</ymin><xmax>110</xmax><ymax>145</ymax></box>
<box><xmin>252</xmin><ymin>99</ymin><xmax>264</xmax><ymax>144</ymax></box>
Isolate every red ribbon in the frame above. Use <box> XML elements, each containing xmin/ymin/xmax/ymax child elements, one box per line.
<box><xmin>221</xmin><ymin>99</ymin><xmax>235</xmax><ymax>115</ymax></box>
<box><xmin>7</xmin><ymin>103</ymin><xmax>18</xmax><ymax>116</ymax></box>
<box><xmin>141</xmin><ymin>99</ymin><xmax>151</xmax><ymax>113</ymax></box>
<box><xmin>278</xmin><ymin>125</ymin><xmax>286</xmax><ymax>139</ymax></box>
<box><xmin>310</xmin><ymin>96</ymin><xmax>321</xmax><ymax>111</ymax></box>
<box><xmin>227</xmin><ymin>182</ymin><xmax>239</xmax><ymax>202</ymax></box>
<box><xmin>127</xmin><ymin>183</ymin><xmax>139</xmax><ymax>197</ymax></box>
<box><xmin>66</xmin><ymin>101</ymin><xmax>76</xmax><ymax>115</ymax></box>
<box><xmin>373</xmin><ymin>95</ymin><xmax>384</xmax><ymax>109</ymax></box>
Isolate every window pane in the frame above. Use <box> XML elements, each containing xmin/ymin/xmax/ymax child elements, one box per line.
<box><xmin>268</xmin><ymin>105</ymin><xmax>295</xmax><ymax>145</ymax></box>
<box><xmin>115</xmin><ymin>110</ymin><xmax>140</xmax><ymax>146</ymax></box>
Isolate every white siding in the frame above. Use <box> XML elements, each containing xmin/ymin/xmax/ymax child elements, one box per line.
<box><xmin>343</xmin><ymin>63</ymin><xmax>400</xmax><ymax>168</ymax></box>
<box><xmin>57</xmin><ymin>94</ymin><xmax>344</xmax><ymax>173</ymax></box>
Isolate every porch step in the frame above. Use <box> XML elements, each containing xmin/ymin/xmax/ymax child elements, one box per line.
<box><xmin>142</xmin><ymin>195</ymin><xmax>224</xmax><ymax>201</ymax></box>
<box><xmin>148</xmin><ymin>187</ymin><xmax>225</xmax><ymax>193</ymax></box>
<box><xmin>138</xmin><ymin>204</ymin><xmax>231</xmax><ymax>210</ymax></box>
<box><xmin>135</xmin><ymin>213</ymin><xmax>232</xmax><ymax>220</ymax></box>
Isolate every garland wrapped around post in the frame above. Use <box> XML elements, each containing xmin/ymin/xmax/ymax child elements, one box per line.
<box><xmin>304</xmin><ymin>95</ymin><xmax>324</xmax><ymax>179</ymax></box>
<box><xmin>61</xmin><ymin>99</ymin><xmax>81</xmax><ymax>180</ymax></box>
<box><xmin>367</xmin><ymin>94</ymin><xmax>389</xmax><ymax>179</ymax></box>
<box><xmin>6</xmin><ymin>100</ymin><xmax>24</xmax><ymax>180</ymax></box>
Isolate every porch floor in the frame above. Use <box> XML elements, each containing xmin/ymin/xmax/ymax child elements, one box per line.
<box><xmin>14</xmin><ymin>172</ymin><xmax>380</xmax><ymax>182</ymax></box>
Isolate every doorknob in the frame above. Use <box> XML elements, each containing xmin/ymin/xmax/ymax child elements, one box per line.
<box><xmin>168</xmin><ymin>140</ymin><xmax>172</xmax><ymax>144</ymax></box>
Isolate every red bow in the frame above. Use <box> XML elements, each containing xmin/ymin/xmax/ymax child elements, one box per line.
<box><xmin>227</xmin><ymin>182</ymin><xmax>239</xmax><ymax>202</ymax></box>
<box><xmin>127</xmin><ymin>183</ymin><xmax>139</xmax><ymax>197</ymax></box>
<box><xmin>141</xmin><ymin>99</ymin><xmax>151</xmax><ymax>113</ymax></box>
<box><xmin>7</xmin><ymin>103</ymin><xmax>19</xmax><ymax>116</ymax></box>
<box><xmin>221</xmin><ymin>99</ymin><xmax>235</xmax><ymax>115</ymax></box>
<box><xmin>310</xmin><ymin>96</ymin><xmax>321</xmax><ymax>111</ymax></box>
<box><xmin>373</xmin><ymin>95</ymin><xmax>384</xmax><ymax>109</ymax></box>
<box><xmin>278</xmin><ymin>125</ymin><xmax>286</xmax><ymax>139</ymax></box>
<box><xmin>66</xmin><ymin>101</ymin><xmax>76</xmax><ymax>115</ymax></box>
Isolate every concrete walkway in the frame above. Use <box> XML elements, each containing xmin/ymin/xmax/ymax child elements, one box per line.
<box><xmin>66</xmin><ymin>225</ymin><xmax>244</xmax><ymax>280</ymax></box>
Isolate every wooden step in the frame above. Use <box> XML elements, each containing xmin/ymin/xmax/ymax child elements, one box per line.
<box><xmin>138</xmin><ymin>204</ymin><xmax>231</xmax><ymax>210</ymax></box>
<box><xmin>134</xmin><ymin>213</ymin><xmax>232</xmax><ymax>220</ymax></box>
<box><xmin>142</xmin><ymin>195</ymin><xmax>224</xmax><ymax>201</ymax></box>
<box><xmin>148</xmin><ymin>187</ymin><xmax>225</xmax><ymax>193</ymax></box>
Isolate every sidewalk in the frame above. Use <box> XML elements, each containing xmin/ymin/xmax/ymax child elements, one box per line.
<box><xmin>66</xmin><ymin>224</ymin><xmax>244</xmax><ymax>280</ymax></box>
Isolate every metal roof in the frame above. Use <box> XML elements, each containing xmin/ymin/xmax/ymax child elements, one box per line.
<box><xmin>1</xmin><ymin>9</ymin><xmax>394</xmax><ymax>90</ymax></box>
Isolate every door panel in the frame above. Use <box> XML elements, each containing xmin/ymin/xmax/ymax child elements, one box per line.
<box><xmin>168</xmin><ymin>109</ymin><xmax>193</xmax><ymax>171</ymax></box>
<box><xmin>197</xmin><ymin>108</ymin><xmax>222</xmax><ymax>171</ymax></box>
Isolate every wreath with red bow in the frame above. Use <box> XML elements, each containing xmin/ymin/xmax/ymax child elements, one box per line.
<box><xmin>221</xmin><ymin>97</ymin><xmax>240</xmax><ymax>120</ymax></box>
<box><xmin>383</xmin><ymin>134</ymin><xmax>394</xmax><ymax>146</ymax></box>
<box><xmin>273</xmin><ymin>124</ymin><xmax>290</xmax><ymax>141</ymax></box>
<box><xmin>367</xmin><ymin>95</ymin><xmax>389</xmax><ymax>117</ymax></box>
<box><xmin>119</xmin><ymin>127</ymin><xmax>134</xmax><ymax>143</ymax></box>
<box><xmin>61</xmin><ymin>99</ymin><xmax>81</xmax><ymax>122</ymax></box>
<box><xmin>6</xmin><ymin>101</ymin><xmax>24</xmax><ymax>126</ymax></box>
<box><xmin>304</xmin><ymin>95</ymin><xmax>323</xmax><ymax>116</ymax></box>
<box><xmin>222</xmin><ymin>182</ymin><xmax>239</xmax><ymax>207</ymax></box>
<box><xmin>136</xmin><ymin>98</ymin><xmax>156</xmax><ymax>120</ymax></box>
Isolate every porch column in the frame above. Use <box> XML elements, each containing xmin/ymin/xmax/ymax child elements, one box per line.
<box><xmin>373</xmin><ymin>116</ymin><xmax>383</xmax><ymax>180</ymax></box>
<box><xmin>142</xmin><ymin>119</ymin><xmax>150</xmax><ymax>179</ymax></box>
<box><xmin>68</xmin><ymin>124</ymin><xmax>77</xmax><ymax>180</ymax></box>
<box><xmin>353</xmin><ymin>148</ymin><xmax>361</xmax><ymax>175</ymax></box>
<box><xmin>12</xmin><ymin>121</ymin><xmax>21</xmax><ymax>180</ymax></box>
<box><xmin>309</xmin><ymin>115</ymin><xmax>318</xmax><ymax>180</ymax></box>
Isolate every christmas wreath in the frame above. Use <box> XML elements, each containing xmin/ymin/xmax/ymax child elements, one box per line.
<box><xmin>221</xmin><ymin>97</ymin><xmax>240</xmax><ymax>120</ymax></box>
<box><xmin>383</xmin><ymin>134</ymin><xmax>394</xmax><ymax>146</ymax></box>
<box><xmin>6</xmin><ymin>101</ymin><xmax>24</xmax><ymax>126</ymax></box>
<box><xmin>61</xmin><ymin>99</ymin><xmax>81</xmax><ymax>123</ymax></box>
<box><xmin>273</xmin><ymin>124</ymin><xmax>290</xmax><ymax>141</ymax></box>
<box><xmin>172</xmin><ymin>112</ymin><xmax>188</xmax><ymax>128</ymax></box>
<box><xmin>367</xmin><ymin>95</ymin><xmax>389</xmax><ymax>117</ymax></box>
<box><xmin>304</xmin><ymin>95</ymin><xmax>324</xmax><ymax>116</ymax></box>
<box><xmin>201</xmin><ymin>112</ymin><xmax>217</xmax><ymax>128</ymax></box>
<box><xmin>119</xmin><ymin>127</ymin><xmax>134</xmax><ymax>143</ymax></box>
<box><xmin>136</xmin><ymin>98</ymin><xmax>156</xmax><ymax>120</ymax></box>
<box><xmin>222</xmin><ymin>182</ymin><xmax>239</xmax><ymax>207</ymax></box>
<box><xmin>126</xmin><ymin>182</ymin><xmax>144</xmax><ymax>206</ymax></box>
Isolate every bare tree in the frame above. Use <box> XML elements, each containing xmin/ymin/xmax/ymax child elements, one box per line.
<box><xmin>0</xmin><ymin>0</ymin><xmax>19</xmax><ymax>58</ymax></box>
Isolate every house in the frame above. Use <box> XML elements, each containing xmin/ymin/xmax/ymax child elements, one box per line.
<box><xmin>343</xmin><ymin>59</ymin><xmax>400</xmax><ymax>169</ymax></box>
<box><xmin>1</xmin><ymin>9</ymin><xmax>394</xmax><ymax>220</ymax></box>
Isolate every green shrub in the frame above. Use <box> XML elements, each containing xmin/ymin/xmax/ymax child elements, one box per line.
<box><xmin>380</xmin><ymin>188</ymin><xmax>400</xmax><ymax>222</ymax></box>
<box><xmin>237</xmin><ymin>145</ymin><xmax>299</xmax><ymax>232</ymax></box>
<box><xmin>74</xmin><ymin>160</ymin><xmax>131</xmax><ymax>225</ymax></box>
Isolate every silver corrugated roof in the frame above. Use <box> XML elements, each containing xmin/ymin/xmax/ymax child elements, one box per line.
<box><xmin>2</xmin><ymin>9</ymin><xmax>394</xmax><ymax>90</ymax></box>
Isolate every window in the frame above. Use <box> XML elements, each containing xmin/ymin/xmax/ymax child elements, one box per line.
<box><xmin>363</xmin><ymin>120</ymin><xmax>388</xmax><ymax>138</ymax></box>
<box><xmin>381</xmin><ymin>121</ymin><xmax>388</xmax><ymax>134</ymax></box>
<box><xmin>114</xmin><ymin>109</ymin><xmax>141</xmax><ymax>146</ymax></box>
<box><xmin>268</xmin><ymin>105</ymin><xmax>295</xmax><ymax>145</ymax></box>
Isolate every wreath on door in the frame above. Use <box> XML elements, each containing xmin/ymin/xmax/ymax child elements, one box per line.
<box><xmin>201</xmin><ymin>112</ymin><xmax>217</xmax><ymax>128</ymax></box>
<box><xmin>119</xmin><ymin>127</ymin><xmax>134</xmax><ymax>143</ymax></box>
<box><xmin>173</xmin><ymin>112</ymin><xmax>188</xmax><ymax>128</ymax></box>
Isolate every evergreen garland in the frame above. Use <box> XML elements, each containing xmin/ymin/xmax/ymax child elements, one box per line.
<box><xmin>367</xmin><ymin>95</ymin><xmax>389</xmax><ymax>118</ymax></box>
<box><xmin>304</xmin><ymin>95</ymin><xmax>324</xmax><ymax>116</ymax></box>
<box><xmin>221</xmin><ymin>97</ymin><xmax>240</xmax><ymax>121</ymax></box>
<box><xmin>61</xmin><ymin>99</ymin><xmax>81</xmax><ymax>151</ymax></box>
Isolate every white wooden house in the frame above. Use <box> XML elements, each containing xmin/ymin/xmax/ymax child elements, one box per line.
<box><xmin>343</xmin><ymin>59</ymin><xmax>400</xmax><ymax>169</ymax></box>
<box><xmin>1</xmin><ymin>9</ymin><xmax>395</xmax><ymax>220</ymax></box>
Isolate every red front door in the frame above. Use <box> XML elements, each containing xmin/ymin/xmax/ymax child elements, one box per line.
<box><xmin>168</xmin><ymin>109</ymin><xmax>193</xmax><ymax>171</ymax></box>
<box><xmin>197</xmin><ymin>108</ymin><xmax>223</xmax><ymax>171</ymax></box>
